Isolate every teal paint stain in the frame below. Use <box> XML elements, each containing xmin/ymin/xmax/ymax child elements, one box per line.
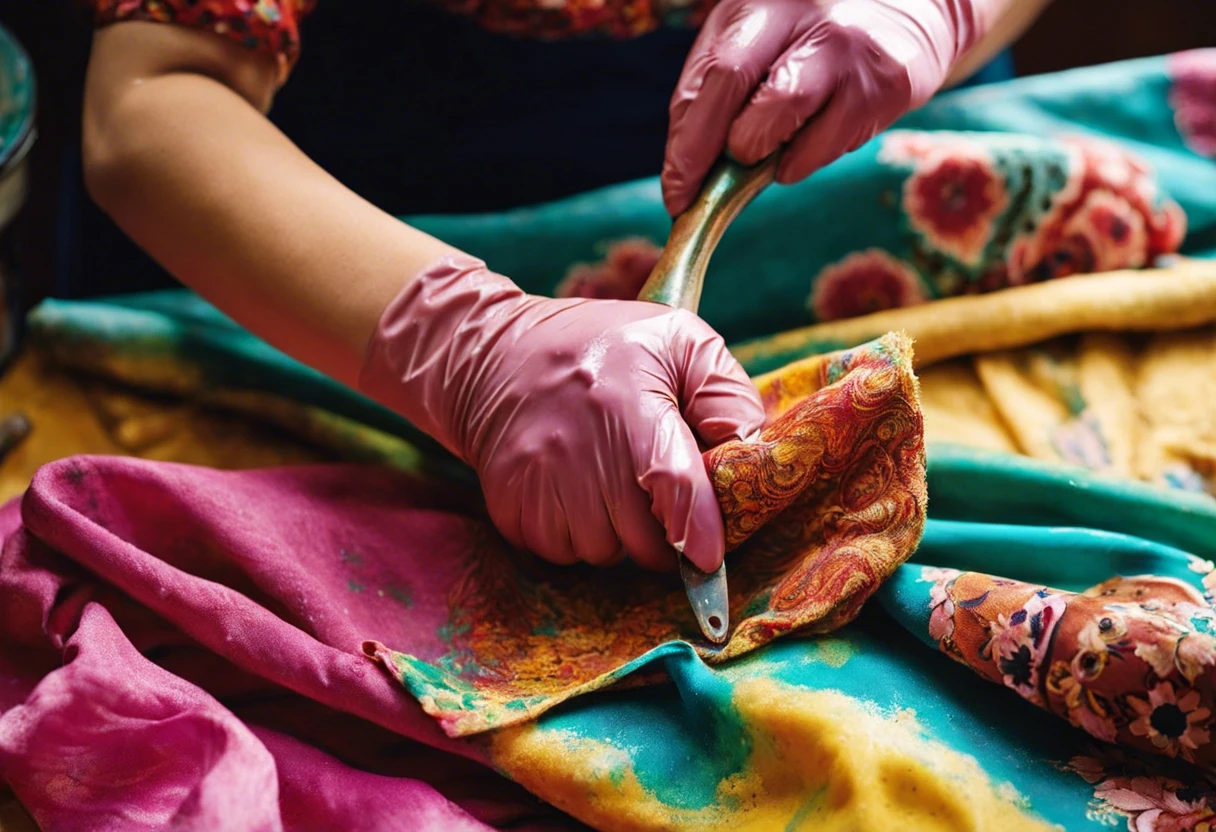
<box><xmin>784</xmin><ymin>785</ymin><xmax>827</xmax><ymax>832</ymax></box>
<box><xmin>537</xmin><ymin>643</ymin><xmax>752</xmax><ymax>811</ymax></box>
<box><xmin>533</xmin><ymin>620</ymin><xmax>558</xmax><ymax>637</ymax></box>
<box><xmin>435</xmin><ymin>621</ymin><xmax>471</xmax><ymax>644</ymax></box>
<box><xmin>607</xmin><ymin>765</ymin><xmax>626</xmax><ymax>788</ymax></box>
<box><xmin>438</xmin><ymin>653</ymin><xmax>476</xmax><ymax>678</ymax></box>
<box><xmin>741</xmin><ymin>592</ymin><xmax>772</xmax><ymax>618</ymax></box>
<box><xmin>717</xmin><ymin>635</ymin><xmax>856</xmax><ymax>687</ymax></box>
<box><xmin>347</xmin><ymin>579</ymin><xmax>364</xmax><ymax>593</ymax></box>
<box><xmin>387</xmin><ymin>584</ymin><xmax>413</xmax><ymax>608</ymax></box>
<box><xmin>824</xmin><ymin>351</ymin><xmax>854</xmax><ymax>385</ymax></box>
<box><xmin>340</xmin><ymin>549</ymin><xmax>363</xmax><ymax>566</ymax></box>
<box><xmin>1061</xmin><ymin>384</ymin><xmax>1087</xmax><ymax>417</ymax></box>
<box><xmin>395</xmin><ymin>652</ymin><xmax>488</xmax><ymax>715</ymax></box>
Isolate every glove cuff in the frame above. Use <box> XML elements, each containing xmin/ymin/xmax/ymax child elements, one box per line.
<box><xmin>358</xmin><ymin>253</ymin><xmax>525</xmax><ymax>459</ymax></box>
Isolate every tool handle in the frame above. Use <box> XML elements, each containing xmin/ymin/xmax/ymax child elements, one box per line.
<box><xmin>637</xmin><ymin>156</ymin><xmax>778</xmax><ymax>312</ymax></box>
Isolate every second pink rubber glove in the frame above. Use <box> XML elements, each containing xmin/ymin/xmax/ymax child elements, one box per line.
<box><xmin>663</xmin><ymin>0</ymin><xmax>999</xmax><ymax>215</ymax></box>
<box><xmin>359</xmin><ymin>255</ymin><xmax>765</xmax><ymax>572</ymax></box>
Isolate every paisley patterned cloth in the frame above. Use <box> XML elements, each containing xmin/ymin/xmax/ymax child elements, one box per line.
<box><xmin>366</xmin><ymin>333</ymin><xmax>926</xmax><ymax>736</ymax></box>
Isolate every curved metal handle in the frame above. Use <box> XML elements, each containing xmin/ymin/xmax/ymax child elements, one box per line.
<box><xmin>637</xmin><ymin>155</ymin><xmax>775</xmax><ymax>646</ymax></box>
<box><xmin>638</xmin><ymin>156</ymin><xmax>778</xmax><ymax>312</ymax></box>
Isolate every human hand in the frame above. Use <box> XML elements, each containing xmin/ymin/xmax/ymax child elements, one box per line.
<box><xmin>359</xmin><ymin>255</ymin><xmax>765</xmax><ymax>571</ymax></box>
<box><xmin>662</xmin><ymin>0</ymin><xmax>991</xmax><ymax>215</ymax></box>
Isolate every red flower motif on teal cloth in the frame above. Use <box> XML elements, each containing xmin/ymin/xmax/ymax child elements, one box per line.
<box><xmin>903</xmin><ymin>142</ymin><xmax>1007</xmax><ymax>267</ymax></box>
<box><xmin>1010</xmin><ymin>137</ymin><xmax>1186</xmax><ymax>284</ymax></box>
<box><xmin>809</xmin><ymin>249</ymin><xmax>927</xmax><ymax>322</ymax></box>
<box><xmin>555</xmin><ymin>238</ymin><xmax>662</xmax><ymax>301</ymax></box>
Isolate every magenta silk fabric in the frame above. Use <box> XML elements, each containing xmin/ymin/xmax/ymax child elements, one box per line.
<box><xmin>0</xmin><ymin>456</ymin><xmax>580</xmax><ymax>831</ymax></box>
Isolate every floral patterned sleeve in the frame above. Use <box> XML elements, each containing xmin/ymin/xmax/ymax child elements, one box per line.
<box><xmin>440</xmin><ymin>0</ymin><xmax>715</xmax><ymax>38</ymax></box>
<box><xmin>93</xmin><ymin>0</ymin><xmax>714</xmax><ymax>48</ymax></box>
<box><xmin>91</xmin><ymin>1</ymin><xmax>317</xmax><ymax>81</ymax></box>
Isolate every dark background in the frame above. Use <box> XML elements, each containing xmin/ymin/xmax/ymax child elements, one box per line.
<box><xmin>2</xmin><ymin>0</ymin><xmax>1215</xmax><ymax>306</ymax></box>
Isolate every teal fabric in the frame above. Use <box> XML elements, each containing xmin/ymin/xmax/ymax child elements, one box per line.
<box><xmin>407</xmin><ymin>55</ymin><xmax>1214</xmax><ymax>345</ymax></box>
<box><xmin>534</xmin><ymin>620</ymin><xmax>1104</xmax><ymax>827</ymax></box>
<box><xmin>25</xmin><ymin>54</ymin><xmax>1216</xmax><ymax>828</ymax></box>
<box><xmin>29</xmin><ymin>292</ymin><xmax>435</xmax><ymax>452</ymax></box>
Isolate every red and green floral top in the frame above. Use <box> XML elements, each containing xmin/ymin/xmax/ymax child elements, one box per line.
<box><xmin>93</xmin><ymin>0</ymin><xmax>713</xmax><ymax>80</ymax></box>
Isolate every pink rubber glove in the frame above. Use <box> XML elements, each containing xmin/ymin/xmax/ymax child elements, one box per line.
<box><xmin>663</xmin><ymin>0</ymin><xmax>997</xmax><ymax>215</ymax></box>
<box><xmin>359</xmin><ymin>255</ymin><xmax>765</xmax><ymax>572</ymax></box>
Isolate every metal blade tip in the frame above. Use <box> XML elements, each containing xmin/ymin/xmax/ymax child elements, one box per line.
<box><xmin>678</xmin><ymin>556</ymin><xmax>730</xmax><ymax>644</ymax></box>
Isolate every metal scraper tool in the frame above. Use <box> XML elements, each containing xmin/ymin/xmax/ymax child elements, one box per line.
<box><xmin>636</xmin><ymin>155</ymin><xmax>777</xmax><ymax>644</ymax></box>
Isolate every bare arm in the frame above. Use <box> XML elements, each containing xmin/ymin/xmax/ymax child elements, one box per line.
<box><xmin>82</xmin><ymin>22</ymin><xmax>459</xmax><ymax>386</ymax></box>
<box><xmin>945</xmin><ymin>0</ymin><xmax>1056</xmax><ymax>87</ymax></box>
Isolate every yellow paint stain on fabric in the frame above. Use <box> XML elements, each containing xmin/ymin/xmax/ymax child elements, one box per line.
<box><xmin>802</xmin><ymin>637</ymin><xmax>854</xmax><ymax>669</ymax></box>
<box><xmin>492</xmin><ymin>678</ymin><xmax>1056</xmax><ymax>832</ymax></box>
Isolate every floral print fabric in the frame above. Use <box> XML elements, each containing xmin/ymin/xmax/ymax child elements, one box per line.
<box><xmin>556</xmin><ymin>132</ymin><xmax>1186</xmax><ymax>325</ymax></box>
<box><xmin>91</xmin><ymin>0</ymin><xmax>715</xmax><ymax>63</ymax></box>
<box><xmin>804</xmin><ymin>132</ymin><xmax>1183</xmax><ymax>321</ymax></box>
<box><xmin>925</xmin><ymin>567</ymin><xmax>1216</xmax><ymax>765</ymax></box>
<box><xmin>1067</xmin><ymin>745</ymin><xmax>1216</xmax><ymax>830</ymax></box>
<box><xmin>92</xmin><ymin>0</ymin><xmax>315</xmax><ymax>78</ymax></box>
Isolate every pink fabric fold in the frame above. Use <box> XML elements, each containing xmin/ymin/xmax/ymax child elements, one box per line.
<box><xmin>0</xmin><ymin>460</ymin><xmax>580</xmax><ymax>831</ymax></box>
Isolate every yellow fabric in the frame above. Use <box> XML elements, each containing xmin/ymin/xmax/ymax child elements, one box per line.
<box><xmin>491</xmin><ymin>675</ymin><xmax>1053</xmax><ymax>832</ymax></box>
<box><xmin>738</xmin><ymin>260</ymin><xmax>1216</xmax><ymax>372</ymax></box>
<box><xmin>0</xmin><ymin>349</ymin><xmax>329</xmax><ymax>504</ymax></box>
<box><xmin>742</xmin><ymin>260</ymin><xmax>1216</xmax><ymax>493</ymax></box>
<box><xmin>957</xmin><ymin>329</ymin><xmax>1216</xmax><ymax>488</ymax></box>
<box><xmin>916</xmin><ymin>360</ymin><xmax>1019</xmax><ymax>454</ymax></box>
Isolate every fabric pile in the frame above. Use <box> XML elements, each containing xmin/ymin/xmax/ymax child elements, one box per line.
<box><xmin>2</xmin><ymin>51</ymin><xmax>1216</xmax><ymax>831</ymax></box>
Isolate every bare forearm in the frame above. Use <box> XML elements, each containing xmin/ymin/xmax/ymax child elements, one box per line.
<box><xmin>945</xmin><ymin>0</ymin><xmax>1055</xmax><ymax>87</ymax></box>
<box><xmin>83</xmin><ymin>24</ymin><xmax>456</xmax><ymax>386</ymax></box>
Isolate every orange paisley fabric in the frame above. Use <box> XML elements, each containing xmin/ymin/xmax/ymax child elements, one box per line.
<box><xmin>366</xmin><ymin>332</ymin><xmax>926</xmax><ymax>736</ymax></box>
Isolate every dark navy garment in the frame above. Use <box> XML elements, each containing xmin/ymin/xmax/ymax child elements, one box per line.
<box><xmin>56</xmin><ymin>0</ymin><xmax>1012</xmax><ymax>297</ymax></box>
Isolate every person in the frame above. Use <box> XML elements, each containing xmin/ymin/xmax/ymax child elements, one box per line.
<box><xmin>80</xmin><ymin>0</ymin><xmax>1049</xmax><ymax>575</ymax></box>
